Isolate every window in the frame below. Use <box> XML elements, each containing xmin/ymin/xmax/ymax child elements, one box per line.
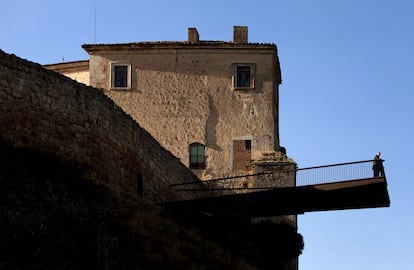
<box><xmin>189</xmin><ymin>143</ymin><xmax>206</xmax><ymax>169</ymax></box>
<box><xmin>110</xmin><ymin>62</ymin><xmax>131</xmax><ymax>89</ymax></box>
<box><xmin>234</xmin><ymin>64</ymin><xmax>255</xmax><ymax>89</ymax></box>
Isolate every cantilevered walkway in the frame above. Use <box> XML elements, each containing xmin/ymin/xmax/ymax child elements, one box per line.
<box><xmin>161</xmin><ymin>160</ymin><xmax>390</xmax><ymax>218</ymax></box>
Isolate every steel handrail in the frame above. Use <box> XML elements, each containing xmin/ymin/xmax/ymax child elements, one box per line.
<box><xmin>170</xmin><ymin>159</ymin><xmax>384</xmax><ymax>188</ymax></box>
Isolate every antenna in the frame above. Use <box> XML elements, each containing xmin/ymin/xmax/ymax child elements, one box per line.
<box><xmin>94</xmin><ymin>9</ymin><xmax>97</xmax><ymax>44</ymax></box>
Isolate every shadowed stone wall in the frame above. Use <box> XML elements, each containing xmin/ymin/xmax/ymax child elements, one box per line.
<box><xmin>0</xmin><ymin>50</ymin><xmax>200</xmax><ymax>203</ymax></box>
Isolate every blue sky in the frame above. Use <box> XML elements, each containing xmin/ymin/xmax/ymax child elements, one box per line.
<box><xmin>2</xmin><ymin>0</ymin><xmax>413</xmax><ymax>269</ymax></box>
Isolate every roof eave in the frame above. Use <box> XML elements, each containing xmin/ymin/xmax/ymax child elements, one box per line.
<box><xmin>81</xmin><ymin>42</ymin><xmax>276</xmax><ymax>54</ymax></box>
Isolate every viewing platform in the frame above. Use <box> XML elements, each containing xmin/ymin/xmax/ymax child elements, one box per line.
<box><xmin>162</xmin><ymin>160</ymin><xmax>390</xmax><ymax>218</ymax></box>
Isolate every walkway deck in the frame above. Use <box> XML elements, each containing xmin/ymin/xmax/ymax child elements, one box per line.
<box><xmin>161</xmin><ymin>160</ymin><xmax>390</xmax><ymax>218</ymax></box>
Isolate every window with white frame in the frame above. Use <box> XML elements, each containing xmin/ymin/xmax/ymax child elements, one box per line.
<box><xmin>110</xmin><ymin>62</ymin><xmax>131</xmax><ymax>89</ymax></box>
<box><xmin>233</xmin><ymin>64</ymin><xmax>255</xmax><ymax>89</ymax></box>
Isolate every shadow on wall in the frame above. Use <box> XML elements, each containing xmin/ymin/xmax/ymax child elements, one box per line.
<box><xmin>0</xmin><ymin>140</ymin><xmax>260</xmax><ymax>270</ymax></box>
<box><xmin>171</xmin><ymin>209</ymin><xmax>304</xmax><ymax>270</ymax></box>
<box><xmin>0</xmin><ymin>49</ymin><xmax>201</xmax><ymax>203</ymax></box>
<box><xmin>205</xmin><ymin>94</ymin><xmax>221</xmax><ymax>151</ymax></box>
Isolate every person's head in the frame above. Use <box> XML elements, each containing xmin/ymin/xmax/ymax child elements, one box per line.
<box><xmin>377</xmin><ymin>152</ymin><xmax>381</xmax><ymax>156</ymax></box>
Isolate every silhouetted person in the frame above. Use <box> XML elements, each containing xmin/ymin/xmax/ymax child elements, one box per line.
<box><xmin>373</xmin><ymin>152</ymin><xmax>384</xmax><ymax>177</ymax></box>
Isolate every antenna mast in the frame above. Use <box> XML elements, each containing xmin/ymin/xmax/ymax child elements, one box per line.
<box><xmin>94</xmin><ymin>10</ymin><xmax>97</xmax><ymax>44</ymax></box>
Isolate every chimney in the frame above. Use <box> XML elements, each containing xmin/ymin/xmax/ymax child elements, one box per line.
<box><xmin>233</xmin><ymin>26</ymin><xmax>248</xmax><ymax>43</ymax></box>
<box><xmin>188</xmin><ymin>27</ymin><xmax>199</xmax><ymax>43</ymax></box>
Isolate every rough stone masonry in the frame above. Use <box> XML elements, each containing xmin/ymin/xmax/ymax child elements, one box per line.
<box><xmin>0</xmin><ymin>49</ymin><xmax>201</xmax><ymax>203</ymax></box>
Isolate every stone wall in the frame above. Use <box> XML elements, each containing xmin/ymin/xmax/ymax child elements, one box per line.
<box><xmin>0</xmin><ymin>50</ymin><xmax>201</xmax><ymax>203</ymax></box>
<box><xmin>252</xmin><ymin>151</ymin><xmax>297</xmax><ymax>226</ymax></box>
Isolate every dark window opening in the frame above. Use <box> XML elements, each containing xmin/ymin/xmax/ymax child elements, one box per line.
<box><xmin>113</xmin><ymin>65</ymin><xmax>128</xmax><ymax>88</ymax></box>
<box><xmin>245</xmin><ymin>140</ymin><xmax>252</xmax><ymax>150</ymax></box>
<box><xmin>190</xmin><ymin>143</ymin><xmax>206</xmax><ymax>169</ymax></box>
<box><xmin>236</xmin><ymin>66</ymin><xmax>251</xmax><ymax>88</ymax></box>
<box><xmin>136</xmin><ymin>174</ymin><xmax>143</xmax><ymax>197</ymax></box>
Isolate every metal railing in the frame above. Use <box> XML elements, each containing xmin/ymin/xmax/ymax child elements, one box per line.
<box><xmin>295</xmin><ymin>159</ymin><xmax>385</xmax><ymax>186</ymax></box>
<box><xmin>170</xmin><ymin>159</ymin><xmax>385</xmax><ymax>194</ymax></box>
<box><xmin>170</xmin><ymin>172</ymin><xmax>268</xmax><ymax>193</ymax></box>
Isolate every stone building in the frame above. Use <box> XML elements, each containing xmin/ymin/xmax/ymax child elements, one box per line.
<box><xmin>45</xmin><ymin>26</ymin><xmax>298</xmax><ymax>269</ymax></box>
<box><xmin>46</xmin><ymin>26</ymin><xmax>295</xmax><ymax>190</ymax></box>
<box><xmin>44</xmin><ymin>60</ymin><xmax>89</xmax><ymax>85</ymax></box>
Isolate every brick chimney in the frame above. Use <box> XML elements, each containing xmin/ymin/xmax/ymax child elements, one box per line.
<box><xmin>233</xmin><ymin>26</ymin><xmax>248</xmax><ymax>43</ymax></box>
<box><xmin>188</xmin><ymin>27</ymin><xmax>199</xmax><ymax>43</ymax></box>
